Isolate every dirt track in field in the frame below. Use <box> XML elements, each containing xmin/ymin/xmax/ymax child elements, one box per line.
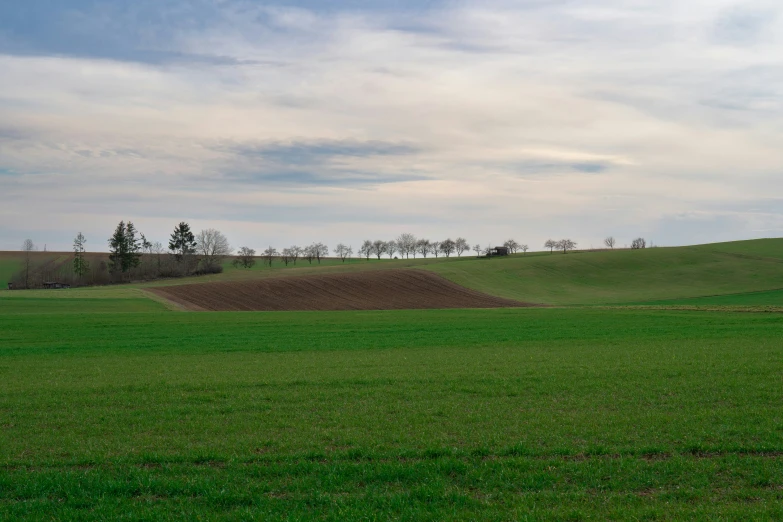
<box><xmin>148</xmin><ymin>269</ymin><xmax>536</xmax><ymax>311</ymax></box>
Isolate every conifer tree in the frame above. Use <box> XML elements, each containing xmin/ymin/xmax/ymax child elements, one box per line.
<box><xmin>108</xmin><ymin>221</ymin><xmax>142</xmax><ymax>275</ymax></box>
<box><xmin>169</xmin><ymin>222</ymin><xmax>197</xmax><ymax>262</ymax></box>
<box><xmin>73</xmin><ymin>232</ymin><xmax>90</xmax><ymax>278</ymax></box>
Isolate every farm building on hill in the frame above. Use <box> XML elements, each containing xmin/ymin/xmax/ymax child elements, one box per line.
<box><xmin>488</xmin><ymin>247</ymin><xmax>509</xmax><ymax>257</ymax></box>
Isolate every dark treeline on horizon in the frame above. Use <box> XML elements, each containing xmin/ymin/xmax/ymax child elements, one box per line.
<box><xmin>9</xmin><ymin>219</ymin><xmax>650</xmax><ymax>289</ymax></box>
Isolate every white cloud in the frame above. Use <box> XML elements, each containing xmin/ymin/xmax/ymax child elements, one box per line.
<box><xmin>0</xmin><ymin>0</ymin><xmax>782</xmax><ymax>251</ymax></box>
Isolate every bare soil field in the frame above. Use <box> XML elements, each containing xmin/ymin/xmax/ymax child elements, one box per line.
<box><xmin>148</xmin><ymin>269</ymin><xmax>535</xmax><ymax>311</ymax></box>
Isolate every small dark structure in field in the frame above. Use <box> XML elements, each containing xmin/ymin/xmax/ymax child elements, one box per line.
<box><xmin>488</xmin><ymin>246</ymin><xmax>509</xmax><ymax>257</ymax></box>
<box><xmin>7</xmin><ymin>282</ymin><xmax>13</xmax><ymax>290</ymax></box>
<box><xmin>42</xmin><ymin>281</ymin><xmax>71</xmax><ymax>289</ymax></box>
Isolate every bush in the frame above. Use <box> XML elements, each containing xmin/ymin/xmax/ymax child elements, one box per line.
<box><xmin>194</xmin><ymin>264</ymin><xmax>223</xmax><ymax>275</ymax></box>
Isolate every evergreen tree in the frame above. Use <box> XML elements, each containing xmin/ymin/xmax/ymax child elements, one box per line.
<box><xmin>73</xmin><ymin>232</ymin><xmax>90</xmax><ymax>278</ymax></box>
<box><xmin>108</xmin><ymin>221</ymin><xmax>142</xmax><ymax>275</ymax></box>
<box><xmin>108</xmin><ymin>221</ymin><xmax>127</xmax><ymax>275</ymax></box>
<box><xmin>169</xmin><ymin>222</ymin><xmax>197</xmax><ymax>262</ymax></box>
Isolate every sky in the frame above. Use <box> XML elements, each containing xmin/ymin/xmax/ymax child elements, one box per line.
<box><xmin>0</xmin><ymin>0</ymin><xmax>781</xmax><ymax>253</ymax></box>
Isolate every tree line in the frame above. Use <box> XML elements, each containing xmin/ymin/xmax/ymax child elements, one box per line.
<box><xmin>11</xmin><ymin>222</ymin><xmax>654</xmax><ymax>289</ymax></box>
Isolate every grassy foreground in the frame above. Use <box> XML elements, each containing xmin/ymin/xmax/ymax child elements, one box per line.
<box><xmin>1</xmin><ymin>294</ymin><xmax>783</xmax><ymax>519</ymax></box>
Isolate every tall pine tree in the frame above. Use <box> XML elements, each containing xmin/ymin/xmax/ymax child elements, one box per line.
<box><xmin>73</xmin><ymin>232</ymin><xmax>90</xmax><ymax>278</ymax></box>
<box><xmin>108</xmin><ymin>221</ymin><xmax>142</xmax><ymax>276</ymax></box>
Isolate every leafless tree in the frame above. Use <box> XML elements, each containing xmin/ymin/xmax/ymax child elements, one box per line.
<box><xmin>455</xmin><ymin>237</ymin><xmax>469</xmax><ymax>257</ymax></box>
<box><xmin>360</xmin><ymin>240</ymin><xmax>373</xmax><ymax>260</ymax></box>
<box><xmin>315</xmin><ymin>243</ymin><xmax>329</xmax><ymax>264</ymax></box>
<box><xmin>604</xmin><ymin>236</ymin><xmax>616</xmax><ymax>249</ymax></box>
<box><xmin>289</xmin><ymin>245</ymin><xmax>302</xmax><ymax>265</ymax></box>
<box><xmin>281</xmin><ymin>248</ymin><xmax>294</xmax><ymax>266</ymax></box>
<box><xmin>22</xmin><ymin>239</ymin><xmax>36</xmax><ymax>289</ymax></box>
<box><xmin>503</xmin><ymin>239</ymin><xmax>520</xmax><ymax>254</ymax></box>
<box><xmin>545</xmin><ymin>239</ymin><xmax>556</xmax><ymax>253</ymax></box>
<box><xmin>372</xmin><ymin>240</ymin><xmax>387</xmax><ymax>260</ymax></box>
<box><xmin>521</xmin><ymin>244</ymin><xmax>529</xmax><ymax>254</ymax></box>
<box><xmin>429</xmin><ymin>240</ymin><xmax>441</xmax><ymax>258</ymax></box>
<box><xmin>196</xmin><ymin>229</ymin><xmax>232</xmax><ymax>272</ymax></box>
<box><xmin>415</xmin><ymin>238</ymin><xmax>431</xmax><ymax>258</ymax></box>
<box><xmin>557</xmin><ymin>239</ymin><xmax>577</xmax><ymax>253</ymax></box>
<box><xmin>334</xmin><ymin>243</ymin><xmax>353</xmax><ymax>262</ymax></box>
<box><xmin>261</xmin><ymin>246</ymin><xmax>278</xmax><ymax>267</ymax></box>
<box><xmin>385</xmin><ymin>240</ymin><xmax>397</xmax><ymax>259</ymax></box>
<box><xmin>396</xmin><ymin>233</ymin><xmax>416</xmax><ymax>259</ymax></box>
<box><xmin>483</xmin><ymin>244</ymin><xmax>494</xmax><ymax>257</ymax></box>
<box><xmin>304</xmin><ymin>244</ymin><xmax>316</xmax><ymax>264</ymax></box>
<box><xmin>233</xmin><ymin>246</ymin><xmax>256</xmax><ymax>268</ymax></box>
<box><xmin>440</xmin><ymin>238</ymin><xmax>455</xmax><ymax>257</ymax></box>
<box><xmin>151</xmin><ymin>241</ymin><xmax>165</xmax><ymax>272</ymax></box>
<box><xmin>473</xmin><ymin>243</ymin><xmax>482</xmax><ymax>257</ymax></box>
<box><xmin>631</xmin><ymin>237</ymin><xmax>646</xmax><ymax>249</ymax></box>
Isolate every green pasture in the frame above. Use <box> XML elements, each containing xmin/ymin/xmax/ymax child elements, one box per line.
<box><xmin>636</xmin><ymin>288</ymin><xmax>783</xmax><ymax>307</ymax></box>
<box><xmin>0</xmin><ymin>257</ymin><xmax>21</xmax><ymax>290</ymax></box>
<box><xmin>425</xmin><ymin>239</ymin><xmax>783</xmax><ymax>305</ymax></box>
<box><xmin>2</xmin><ymin>296</ymin><xmax>783</xmax><ymax>519</ymax></box>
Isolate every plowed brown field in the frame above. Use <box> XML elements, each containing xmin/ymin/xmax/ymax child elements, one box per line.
<box><xmin>148</xmin><ymin>269</ymin><xmax>536</xmax><ymax>311</ymax></box>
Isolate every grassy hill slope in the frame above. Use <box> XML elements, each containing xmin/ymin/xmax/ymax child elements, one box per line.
<box><xmin>425</xmin><ymin>239</ymin><xmax>783</xmax><ymax>305</ymax></box>
<box><xmin>3</xmin><ymin>239</ymin><xmax>781</xmax><ymax>307</ymax></box>
<box><xmin>0</xmin><ymin>252</ymin><xmax>24</xmax><ymax>290</ymax></box>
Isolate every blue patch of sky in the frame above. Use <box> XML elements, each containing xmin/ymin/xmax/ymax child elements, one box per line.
<box><xmin>0</xmin><ymin>0</ymin><xmax>443</xmax><ymax>63</ymax></box>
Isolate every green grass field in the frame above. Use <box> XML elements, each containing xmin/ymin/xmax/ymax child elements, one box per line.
<box><xmin>2</xmin><ymin>239</ymin><xmax>783</xmax><ymax>519</ymax></box>
<box><xmin>0</xmin><ymin>256</ymin><xmax>21</xmax><ymax>290</ymax></box>
<box><xmin>425</xmin><ymin>239</ymin><xmax>783</xmax><ymax>305</ymax></box>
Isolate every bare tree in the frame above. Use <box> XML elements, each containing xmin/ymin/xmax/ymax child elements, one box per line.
<box><xmin>545</xmin><ymin>239</ymin><xmax>556</xmax><ymax>253</ymax></box>
<box><xmin>455</xmin><ymin>237</ymin><xmax>469</xmax><ymax>257</ymax></box>
<box><xmin>261</xmin><ymin>246</ymin><xmax>278</xmax><ymax>267</ymax></box>
<box><xmin>315</xmin><ymin>243</ymin><xmax>329</xmax><ymax>264</ymax></box>
<box><xmin>281</xmin><ymin>248</ymin><xmax>293</xmax><ymax>266</ymax></box>
<box><xmin>429</xmin><ymin>240</ymin><xmax>441</xmax><ymax>258</ymax></box>
<box><xmin>22</xmin><ymin>239</ymin><xmax>36</xmax><ymax>289</ymax></box>
<box><xmin>334</xmin><ymin>243</ymin><xmax>353</xmax><ymax>262</ymax></box>
<box><xmin>151</xmin><ymin>241</ymin><xmax>165</xmax><ymax>273</ymax></box>
<box><xmin>604</xmin><ymin>236</ymin><xmax>616</xmax><ymax>249</ymax></box>
<box><xmin>196</xmin><ymin>229</ymin><xmax>232</xmax><ymax>273</ymax></box>
<box><xmin>289</xmin><ymin>245</ymin><xmax>302</xmax><ymax>265</ymax></box>
<box><xmin>440</xmin><ymin>238</ymin><xmax>456</xmax><ymax>258</ymax></box>
<box><xmin>233</xmin><ymin>247</ymin><xmax>256</xmax><ymax>268</ymax></box>
<box><xmin>304</xmin><ymin>244</ymin><xmax>316</xmax><ymax>264</ymax></box>
<box><xmin>473</xmin><ymin>243</ymin><xmax>483</xmax><ymax>257</ymax></box>
<box><xmin>386</xmin><ymin>240</ymin><xmax>397</xmax><ymax>259</ymax></box>
<box><xmin>557</xmin><ymin>239</ymin><xmax>577</xmax><ymax>253</ymax></box>
<box><xmin>415</xmin><ymin>238</ymin><xmax>431</xmax><ymax>258</ymax></box>
<box><xmin>372</xmin><ymin>240</ymin><xmax>387</xmax><ymax>260</ymax></box>
<box><xmin>483</xmin><ymin>244</ymin><xmax>494</xmax><ymax>257</ymax></box>
<box><xmin>503</xmin><ymin>239</ymin><xmax>520</xmax><ymax>254</ymax></box>
<box><xmin>396</xmin><ymin>233</ymin><xmax>416</xmax><ymax>259</ymax></box>
<box><xmin>631</xmin><ymin>238</ymin><xmax>646</xmax><ymax>249</ymax></box>
<box><xmin>360</xmin><ymin>240</ymin><xmax>373</xmax><ymax>260</ymax></box>
<box><xmin>521</xmin><ymin>244</ymin><xmax>529</xmax><ymax>254</ymax></box>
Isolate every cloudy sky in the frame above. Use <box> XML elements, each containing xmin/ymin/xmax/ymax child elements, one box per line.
<box><xmin>1</xmin><ymin>0</ymin><xmax>781</xmax><ymax>252</ymax></box>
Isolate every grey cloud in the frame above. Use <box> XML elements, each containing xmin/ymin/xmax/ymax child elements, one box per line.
<box><xmin>713</xmin><ymin>7</ymin><xmax>776</xmax><ymax>45</ymax></box>
<box><xmin>221</xmin><ymin>170</ymin><xmax>426</xmax><ymax>188</ymax></box>
<box><xmin>217</xmin><ymin>139</ymin><xmax>421</xmax><ymax>163</ymax></box>
<box><xmin>206</xmin><ymin>138</ymin><xmax>427</xmax><ymax>189</ymax></box>
<box><xmin>497</xmin><ymin>160</ymin><xmax>612</xmax><ymax>176</ymax></box>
